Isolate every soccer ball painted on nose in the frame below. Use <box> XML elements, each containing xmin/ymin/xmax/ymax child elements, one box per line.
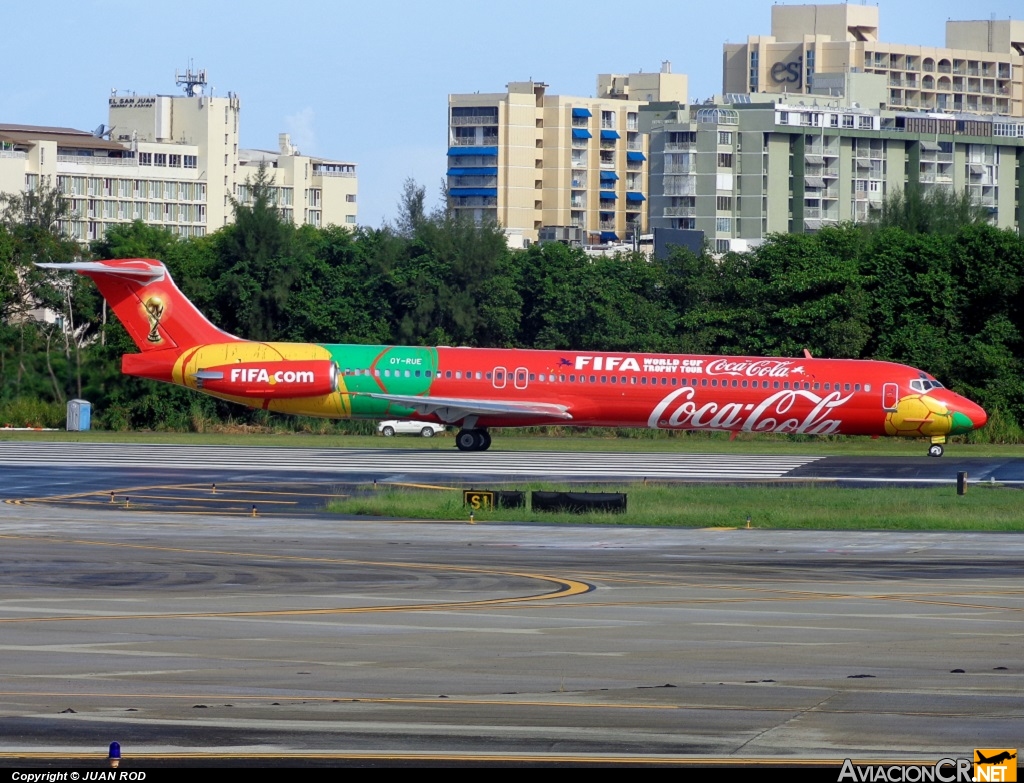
<box><xmin>884</xmin><ymin>394</ymin><xmax>953</xmax><ymax>437</ymax></box>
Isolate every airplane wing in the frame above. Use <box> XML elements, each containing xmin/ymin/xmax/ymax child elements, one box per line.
<box><xmin>356</xmin><ymin>393</ymin><xmax>573</xmax><ymax>424</ymax></box>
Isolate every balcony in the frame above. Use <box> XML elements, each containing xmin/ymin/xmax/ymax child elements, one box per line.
<box><xmin>664</xmin><ymin>142</ymin><xmax>695</xmax><ymax>151</ymax></box>
<box><xmin>56</xmin><ymin>154</ymin><xmax>134</xmax><ymax>166</ymax></box>
<box><xmin>313</xmin><ymin>169</ymin><xmax>356</xmax><ymax>178</ymax></box>
<box><xmin>0</xmin><ymin>149</ymin><xmax>27</xmax><ymax>159</ymax></box>
<box><xmin>451</xmin><ymin>115</ymin><xmax>498</xmax><ymax>126</ymax></box>
<box><xmin>451</xmin><ymin>136</ymin><xmax>498</xmax><ymax>146</ymax></box>
<box><xmin>662</xmin><ymin>206</ymin><xmax>696</xmax><ymax>217</ymax></box>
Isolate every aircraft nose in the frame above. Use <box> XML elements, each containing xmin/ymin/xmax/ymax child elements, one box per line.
<box><xmin>949</xmin><ymin>396</ymin><xmax>987</xmax><ymax>434</ymax></box>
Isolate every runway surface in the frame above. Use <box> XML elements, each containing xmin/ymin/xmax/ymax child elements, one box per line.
<box><xmin>0</xmin><ymin>443</ymin><xmax>1021</xmax><ymax>765</ymax></box>
<box><xmin>1</xmin><ymin>443</ymin><xmax>1023</xmax><ymax>501</ymax></box>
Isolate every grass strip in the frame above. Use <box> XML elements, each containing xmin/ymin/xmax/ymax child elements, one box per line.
<box><xmin>329</xmin><ymin>482</ymin><xmax>1024</xmax><ymax>531</ymax></box>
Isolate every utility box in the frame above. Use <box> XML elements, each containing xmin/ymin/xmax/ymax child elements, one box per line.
<box><xmin>66</xmin><ymin>399</ymin><xmax>92</xmax><ymax>431</ymax></box>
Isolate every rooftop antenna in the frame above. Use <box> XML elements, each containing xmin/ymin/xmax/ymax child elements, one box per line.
<box><xmin>175</xmin><ymin>63</ymin><xmax>208</xmax><ymax>97</ymax></box>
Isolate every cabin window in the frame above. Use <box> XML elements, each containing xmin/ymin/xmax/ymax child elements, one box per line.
<box><xmin>660</xmin><ymin>377</ymin><xmax>667</xmax><ymax>385</ymax></box>
<box><xmin>864</xmin><ymin>384</ymin><xmax>871</xmax><ymax>392</ymax></box>
<box><xmin>405</xmin><ymin>370</ymin><xmax>410</xmax><ymax>378</ymax></box>
<box><xmin>641</xmin><ymin>377</ymin><xmax>647</xmax><ymax>385</ymax></box>
<box><xmin>383</xmin><ymin>369</ymin><xmax>391</xmax><ymax>377</ymax></box>
<box><xmin>455</xmin><ymin>372</ymin><xmax>462</xmax><ymax>379</ymax></box>
<box><xmin>529</xmin><ymin>373</ymin><xmax>536</xmax><ymax>381</ymax></box>
<box><xmin>476</xmin><ymin>372</ymin><xmax>483</xmax><ymax>380</ymax></box>
<box><xmin>590</xmin><ymin>375</ymin><xmax>596</xmax><ymax>383</ymax></box>
<box><xmin>496</xmin><ymin>371</ymin><xmax>504</xmax><ymax>381</ymax></box>
<box><xmin>600</xmin><ymin>376</ymin><xmax>607</xmax><ymax>383</ymax></box>
<box><xmin>741</xmin><ymin>380</ymin><xmax>748</xmax><ymax>388</ymax></box>
<box><xmin>560</xmin><ymin>374</ymin><xmax>566</xmax><ymax>382</ymax></box>
<box><xmin>569</xmin><ymin>374</ymin><xmax>576</xmax><ymax>382</ymax></box>
<box><xmin>425</xmin><ymin>370</ymin><xmax>432</xmax><ymax>378</ymax></box>
<box><xmin>415</xmin><ymin>370</ymin><xmax>421</xmax><ymax>377</ymax></box>
<box><xmin>783</xmin><ymin>382</ymin><xmax>790</xmax><ymax>389</ymax></box>
<box><xmin>844</xmin><ymin>383</ymin><xmax>851</xmax><ymax>391</ymax></box>
<box><xmin>773</xmin><ymin>381</ymin><xmax>780</xmax><ymax>389</ymax></box>
<box><xmin>630</xmin><ymin>376</ymin><xmax>636</xmax><ymax>384</ymax></box>
<box><xmin>711</xmin><ymin>380</ymin><xmax>718</xmax><ymax>387</ymax></box>
<box><xmin>671</xmin><ymin>378</ymin><xmax>678</xmax><ymax>386</ymax></box>
<box><xmin>610</xmin><ymin>376</ymin><xmax>617</xmax><ymax>384</ymax></box>
<box><xmin>518</xmin><ymin>373</ymin><xmax>526</xmax><ymax>382</ymax></box>
<box><xmin>486</xmin><ymin>372</ymin><xmax>492</xmax><ymax>380</ymax></box>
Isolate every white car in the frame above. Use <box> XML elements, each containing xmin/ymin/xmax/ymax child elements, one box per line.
<box><xmin>377</xmin><ymin>420</ymin><xmax>446</xmax><ymax>438</ymax></box>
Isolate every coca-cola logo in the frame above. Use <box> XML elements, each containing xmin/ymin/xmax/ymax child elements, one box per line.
<box><xmin>704</xmin><ymin>359</ymin><xmax>804</xmax><ymax>378</ymax></box>
<box><xmin>648</xmin><ymin>388</ymin><xmax>854</xmax><ymax>435</ymax></box>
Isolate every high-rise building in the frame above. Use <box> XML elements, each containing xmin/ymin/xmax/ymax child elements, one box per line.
<box><xmin>723</xmin><ymin>4</ymin><xmax>1024</xmax><ymax>117</ymax></box>
<box><xmin>644</xmin><ymin>97</ymin><xmax>1024</xmax><ymax>252</ymax></box>
<box><xmin>447</xmin><ymin>67</ymin><xmax>687</xmax><ymax>245</ymax></box>
<box><xmin>0</xmin><ymin>71</ymin><xmax>357</xmax><ymax>243</ymax></box>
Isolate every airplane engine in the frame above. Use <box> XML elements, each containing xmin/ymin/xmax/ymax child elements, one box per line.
<box><xmin>192</xmin><ymin>360</ymin><xmax>339</xmax><ymax>399</ymax></box>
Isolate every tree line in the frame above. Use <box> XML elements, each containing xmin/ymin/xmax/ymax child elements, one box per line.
<box><xmin>2</xmin><ymin>176</ymin><xmax>1022</xmax><ymax>440</ymax></box>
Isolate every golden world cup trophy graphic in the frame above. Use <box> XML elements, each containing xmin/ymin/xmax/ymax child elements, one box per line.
<box><xmin>144</xmin><ymin>295</ymin><xmax>165</xmax><ymax>343</ymax></box>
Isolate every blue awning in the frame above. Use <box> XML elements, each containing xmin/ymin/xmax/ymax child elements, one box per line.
<box><xmin>448</xmin><ymin>146</ymin><xmax>498</xmax><ymax>157</ymax></box>
<box><xmin>447</xmin><ymin>167</ymin><xmax>498</xmax><ymax>176</ymax></box>
<box><xmin>571</xmin><ymin>107</ymin><xmax>592</xmax><ymax>118</ymax></box>
<box><xmin>626</xmin><ymin>151</ymin><xmax>646</xmax><ymax>162</ymax></box>
<box><xmin>600</xmin><ymin>129</ymin><xmax>620</xmax><ymax>140</ymax></box>
<box><xmin>626</xmin><ymin>192</ymin><xmax>646</xmax><ymax>202</ymax></box>
<box><xmin>600</xmin><ymin>191</ymin><xmax>617</xmax><ymax>200</ymax></box>
<box><xmin>600</xmin><ymin>231</ymin><xmax>619</xmax><ymax>242</ymax></box>
<box><xmin>449</xmin><ymin>187</ymin><xmax>497</xmax><ymax>198</ymax></box>
<box><xmin>599</xmin><ymin>171</ymin><xmax>618</xmax><ymax>181</ymax></box>
<box><xmin>571</xmin><ymin>128</ymin><xmax>592</xmax><ymax>140</ymax></box>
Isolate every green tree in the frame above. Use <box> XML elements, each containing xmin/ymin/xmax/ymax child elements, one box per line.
<box><xmin>0</xmin><ymin>180</ymin><xmax>92</xmax><ymax>402</ymax></box>
<box><xmin>872</xmin><ymin>186</ymin><xmax>991</xmax><ymax>236</ymax></box>
<box><xmin>213</xmin><ymin>162</ymin><xmax>298</xmax><ymax>340</ymax></box>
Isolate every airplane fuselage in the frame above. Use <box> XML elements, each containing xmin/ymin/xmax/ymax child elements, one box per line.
<box><xmin>145</xmin><ymin>341</ymin><xmax>982</xmax><ymax>442</ymax></box>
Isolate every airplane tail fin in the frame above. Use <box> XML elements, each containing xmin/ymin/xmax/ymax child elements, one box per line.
<box><xmin>37</xmin><ymin>258</ymin><xmax>240</xmax><ymax>354</ymax></box>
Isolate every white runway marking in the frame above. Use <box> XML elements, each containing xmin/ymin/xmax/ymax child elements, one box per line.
<box><xmin>0</xmin><ymin>442</ymin><xmax>821</xmax><ymax>480</ymax></box>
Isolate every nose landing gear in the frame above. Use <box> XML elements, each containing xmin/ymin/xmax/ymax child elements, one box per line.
<box><xmin>928</xmin><ymin>436</ymin><xmax>945</xmax><ymax>458</ymax></box>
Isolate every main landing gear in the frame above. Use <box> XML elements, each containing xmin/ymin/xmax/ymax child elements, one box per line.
<box><xmin>456</xmin><ymin>428</ymin><xmax>491</xmax><ymax>452</ymax></box>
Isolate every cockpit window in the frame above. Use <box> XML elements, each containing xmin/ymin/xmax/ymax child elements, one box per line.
<box><xmin>910</xmin><ymin>379</ymin><xmax>945</xmax><ymax>392</ymax></box>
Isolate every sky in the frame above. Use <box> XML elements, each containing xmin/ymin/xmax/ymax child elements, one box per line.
<box><xmin>2</xmin><ymin>0</ymin><xmax>1021</xmax><ymax>228</ymax></box>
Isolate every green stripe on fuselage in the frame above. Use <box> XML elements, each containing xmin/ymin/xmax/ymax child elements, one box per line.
<box><xmin>322</xmin><ymin>344</ymin><xmax>439</xmax><ymax>418</ymax></box>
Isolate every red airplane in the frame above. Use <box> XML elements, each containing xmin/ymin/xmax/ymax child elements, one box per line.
<box><xmin>41</xmin><ymin>258</ymin><xmax>987</xmax><ymax>456</ymax></box>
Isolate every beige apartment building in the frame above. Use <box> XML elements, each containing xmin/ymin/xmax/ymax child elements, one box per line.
<box><xmin>447</xmin><ymin>66</ymin><xmax>687</xmax><ymax>245</ymax></box>
<box><xmin>644</xmin><ymin>97</ymin><xmax>1024</xmax><ymax>252</ymax></box>
<box><xmin>723</xmin><ymin>4</ymin><xmax>1024</xmax><ymax>117</ymax></box>
<box><xmin>0</xmin><ymin>75</ymin><xmax>356</xmax><ymax>244</ymax></box>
